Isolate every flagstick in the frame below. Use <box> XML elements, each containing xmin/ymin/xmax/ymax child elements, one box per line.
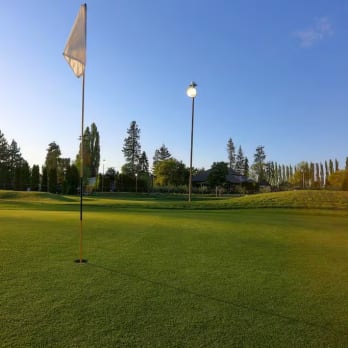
<box><xmin>80</xmin><ymin>73</ymin><xmax>84</xmax><ymax>262</ymax></box>
<box><xmin>77</xmin><ymin>72</ymin><xmax>87</xmax><ymax>264</ymax></box>
<box><xmin>63</xmin><ymin>4</ymin><xmax>87</xmax><ymax>264</ymax></box>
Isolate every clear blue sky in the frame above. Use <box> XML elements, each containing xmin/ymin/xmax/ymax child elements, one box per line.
<box><xmin>0</xmin><ymin>0</ymin><xmax>347</xmax><ymax>172</ymax></box>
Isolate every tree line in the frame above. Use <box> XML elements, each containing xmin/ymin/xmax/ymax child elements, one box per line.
<box><xmin>1</xmin><ymin>124</ymin><xmax>347</xmax><ymax>193</ymax></box>
<box><xmin>0</xmin><ymin>130</ymin><xmax>33</xmax><ymax>190</ymax></box>
<box><xmin>225</xmin><ymin>137</ymin><xmax>348</xmax><ymax>191</ymax></box>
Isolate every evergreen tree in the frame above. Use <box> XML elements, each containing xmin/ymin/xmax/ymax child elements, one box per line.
<box><xmin>227</xmin><ymin>138</ymin><xmax>236</xmax><ymax>170</ymax></box>
<box><xmin>0</xmin><ymin>130</ymin><xmax>9</xmax><ymax>188</ymax></box>
<box><xmin>14</xmin><ymin>159</ymin><xmax>30</xmax><ymax>190</ymax></box>
<box><xmin>31</xmin><ymin>165</ymin><xmax>40</xmax><ymax>191</ymax></box>
<box><xmin>66</xmin><ymin>164</ymin><xmax>79</xmax><ymax>194</ymax></box>
<box><xmin>8</xmin><ymin>140</ymin><xmax>23</xmax><ymax>189</ymax></box>
<box><xmin>235</xmin><ymin>146</ymin><xmax>245</xmax><ymax>175</ymax></box>
<box><xmin>57</xmin><ymin>158</ymin><xmax>71</xmax><ymax>185</ymax></box>
<box><xmin>139</xmin><ymin>151</ymin><xmax>149</xmax><ymax>174</ymax></box>
<box><xmin>122</xmin><ymin>121</ymin><xmax>141</xmax><ymax>176</ymax></box>
<box><xmin>41</xmin><ymin>166</ymin><xmax>48</xmax><ymax>192</ymax></box>
<box><xmin>45</xmin><ymin>142</ymin><xmax>61</xmax><ymax>193</ymax></box>
<box><xmin>153</xmin><ymin>144</ymin><xmax>171</xmax><ymax>167</ymax></box>
<box><xmin>243</xmin><ymin>158</ymin><xmax>249</xmax><ymax>178</ymax></box>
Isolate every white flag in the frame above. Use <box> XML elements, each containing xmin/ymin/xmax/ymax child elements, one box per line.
<box><xmin>63</xmin><ymin>4</ymin><xmax>86</xmax><ymax>78</ymax></box>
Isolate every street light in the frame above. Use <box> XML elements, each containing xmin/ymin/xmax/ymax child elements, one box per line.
<box><xmin>102</xmin><ymin>159</ymin><xmax>105</xmax><ymax>192</ymax></box>
<box><xmin>301</xmin><ymin>169</ymin><xmax>305</xmax><ymax>189</ymax></box>
<box><xmin>135</xmin><ymin>173</ymin><xmax>138</xmax><ymax>193</ymax></box>
<box><xmin>186</xmin><ymin>81</ymin><xmax>197</xmax><ymax>202</ymax></box>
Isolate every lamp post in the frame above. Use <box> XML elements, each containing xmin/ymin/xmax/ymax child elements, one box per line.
<box><xmin>102</xmin><ymin>159</ymin><xmax>105</xmax><ymax>192</ymax></box>
<box><xmin>186</xmin><ymin>81</ymin><xmax>197</xmax><ymax>202</ymax></box>
<box><xmin>135</xmin><ymin>173</ymin><xmax>138</xmax><ymax>193</ymax></box>
<box><xmin>301</xmin><ymin>169</ymin><xmax>305</xmax><ymax>189</ymax></box>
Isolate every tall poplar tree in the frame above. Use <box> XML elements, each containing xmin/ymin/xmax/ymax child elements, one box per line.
<box><xmin>320</xmin><ymin>163</ymin><xmax>325</xmax><ymax>187</ymax></box>
<box><xmin>315</xmin><ymin>163</ymin><xmax>320</xmax><ymax>187</ymax></box>
<box><xmin>335</xmin><ymin>159</ymin><xmax>339</xmax><ymax>172</ymax></box>
<box><xmin>90</xmin><ymin>123</ymin><xmax>100</xmax><ymax>177</ymax></box>
<box><xmin>329</xmin><ymin>159</ymin><xmax>334</xmax><ymax>176</ymax></box>
<box><xmin>252</xmin><ymin>145</ymin><xmax>266</xmax><ymax>183</ymax></box>
<box><xmin>76</xmin><ymin>123</ymin><xmax>100</xmax><ymax>179</ymax></box>
<box><xmin>325</xmin><ymin>160</ymin><xmax>329</xmax><ymax>185</ymax></box>
<box><xmin>309</xmin><ymin>162</ymin><xmax>315</xmax><ymax>187</ymax></box>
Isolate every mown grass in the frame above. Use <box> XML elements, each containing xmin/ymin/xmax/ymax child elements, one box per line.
<box><xmin>1</xmin><ymin>189</ymin><xmax>348</xmax><ymax>210</ymax></box>
<box><xmin>1</xmin><ymin>190</ymin><xmax>348</xmax><ymax>347</ymax></box>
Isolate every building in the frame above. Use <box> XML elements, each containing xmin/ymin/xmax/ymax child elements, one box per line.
<box><xmin>192</xmin><ymin>168</ymin><xmax>255</xmax><ymax>193</ymax></box>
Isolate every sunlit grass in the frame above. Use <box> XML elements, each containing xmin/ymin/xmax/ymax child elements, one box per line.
<box><xmin>1</xmin><ymin>191</ymin><xmax>348</xmax><ymax>346</ymax></box>
<box><xmin>1</xmin><ymin>189</ymin><xmax>348</xmax><ymax>210</ymax></box>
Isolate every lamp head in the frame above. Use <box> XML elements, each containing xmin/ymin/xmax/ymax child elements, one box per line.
<box><xmin>186</xmin><ymin>81</ymin><xmax>197</xmax><ymax>98</ymax></box>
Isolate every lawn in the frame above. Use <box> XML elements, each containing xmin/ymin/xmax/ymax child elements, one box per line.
<box><xmin>1</xmin><ymin>191</ymin><xmax>348</xmax><ymax>347</ymax></box>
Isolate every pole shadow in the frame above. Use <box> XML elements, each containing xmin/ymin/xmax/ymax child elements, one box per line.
<box><xmin>88</xmin><ymin>262</ymin><xmax>346</xmax><ymax>338</ymax></box>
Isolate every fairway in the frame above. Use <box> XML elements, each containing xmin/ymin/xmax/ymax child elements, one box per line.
<box><xmin>1</xmin><ymin>192</ymin><xmax>348</xmax><ymax>347</ymax></box>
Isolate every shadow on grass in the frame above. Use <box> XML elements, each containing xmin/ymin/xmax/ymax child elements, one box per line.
<box><xmin>88</xmin><ymin>262</ymin><xmax>346</xmax><ymax>338</ymax></box>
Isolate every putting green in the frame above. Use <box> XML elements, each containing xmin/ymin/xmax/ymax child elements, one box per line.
<box><xmin>1</xmin><ymin>198</ymin><xmax>348</xmax><ymax>347</ymax></box>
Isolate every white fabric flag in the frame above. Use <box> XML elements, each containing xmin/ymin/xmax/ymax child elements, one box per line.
<box><xmin>63</xmin><ymin>4</ymin><xmax>86</xmax><ymax>78</ymax></box>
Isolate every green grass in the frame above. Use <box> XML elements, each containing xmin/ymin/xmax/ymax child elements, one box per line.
<box><xmin>1</xmin><ymin>189</ymin><xmax>348</xmax><ymax>210</ymax></box>
<box><xmin>1</xmin><ymin>190</ymin><xmax>348</xmax><ymax>346</ymax></box>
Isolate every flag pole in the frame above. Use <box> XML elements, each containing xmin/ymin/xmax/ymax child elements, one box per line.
<box><xmin>79</xmin><ymin>72</ymin><xmax>86</xmax><ymax>263</ymax></box>
<box><xmin>63</xmin><ymin>3</ymin><xmax>87</xmax><ymax>263</ymax></box>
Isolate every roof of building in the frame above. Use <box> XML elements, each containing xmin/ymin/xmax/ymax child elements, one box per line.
<box><xmin>192</xmin><ymin>168</ymin><xmax>254</xmax><ymax>184</ymax></box>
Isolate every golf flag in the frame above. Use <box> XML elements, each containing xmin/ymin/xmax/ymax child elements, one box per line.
<box><xmin>63</xmin><ymin>4</ymin><xmax>86</xmax><ymax>78</ymax></box>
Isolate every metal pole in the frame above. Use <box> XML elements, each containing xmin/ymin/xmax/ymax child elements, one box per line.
<box><xmin>78</xmin><ymin>73</ymin><xmax>85</xmax><ymax>263</ymax></box>
<box><xmin>102</xmin><ymin>162</ymin><xmax>104</xmax><ymax>192</ymax></box>
<box><xmin>189</xmin><ymin>97</ymin><xmax>195</xmax><ymax>202</ymax></box>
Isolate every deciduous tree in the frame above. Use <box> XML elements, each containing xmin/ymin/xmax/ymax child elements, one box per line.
<box><xmin>207</xmin><ymin>162</ymin><xmax>228</xmax><ymax>188</ymax></box>
<box><xmin>252</xmin><ymin>145</ymin><xmax>266</xmax><ymax>183</ymax></box>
